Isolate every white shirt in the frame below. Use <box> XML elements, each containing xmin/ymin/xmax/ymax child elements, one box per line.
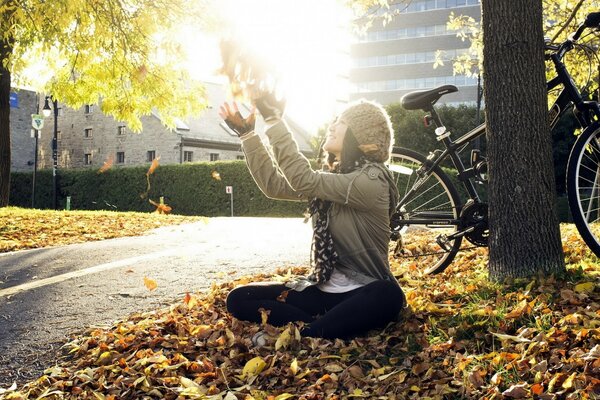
<box><xmin>317</xmin><ymin>268</ymin><xmax>365</xmax><ymax>293</ymax></box>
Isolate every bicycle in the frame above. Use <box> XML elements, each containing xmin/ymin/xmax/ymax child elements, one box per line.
<box><xmin>387</xmin><ymin>11</ymin><xmax>600</xmax><ymax>274</ymax></box>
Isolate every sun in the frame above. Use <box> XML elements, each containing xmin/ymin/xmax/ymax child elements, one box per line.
<box><xmin>183</xmin><ymin>0</ymin><xmax>354</xmax><ymax>134</ymax></box>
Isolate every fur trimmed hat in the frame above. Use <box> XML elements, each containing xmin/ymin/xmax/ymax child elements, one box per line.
<box><xmin>339</xmin><ymin>99</ymin><xmax>394</xmax><ymax>162</ymax></box>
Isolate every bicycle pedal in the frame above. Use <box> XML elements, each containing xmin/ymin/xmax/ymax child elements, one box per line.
<box><xmin>436</xmin><ymin>235</ymin><xmax>452</xmax><ymax>252</ymax></box>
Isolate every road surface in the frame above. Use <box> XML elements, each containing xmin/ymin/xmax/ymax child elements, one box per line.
<box><xmin>0</xmin><ymin>217</ymin><xmax>312</xmax><ymax>387</ymax></box>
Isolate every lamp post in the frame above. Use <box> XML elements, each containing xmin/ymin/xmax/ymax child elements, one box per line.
<box><xmin>42</xmin><ymin>96</ymin><xmax>58</xmax><ymax>210</ymax></box>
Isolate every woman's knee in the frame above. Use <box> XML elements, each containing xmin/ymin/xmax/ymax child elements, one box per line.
<box><xmin>226</xmin><ymin>286</ymin><xmax>249</xmax><ymax>316</ymax></box>
<box><xmin>364</xmin><ymin>280</ymin><xmax>405</xmax><ymax>311</ymax></box>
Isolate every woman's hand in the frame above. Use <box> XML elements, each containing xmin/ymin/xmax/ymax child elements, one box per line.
<box><xmin>219</xmin><ymin>102</ymin><xmax>256</xmax><ymax>138</ymax></box>
<box><xmin>253</xmin><ymin>90</ymin><xmax>286</xmax><ymax>123</ymax></box>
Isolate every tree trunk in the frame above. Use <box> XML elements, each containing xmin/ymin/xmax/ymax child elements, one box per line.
<box><xmin>482</xmin><ymin>0</ymin><xmax>565</xmax><ymax>280</ymax></box>
<box><xmin>0</xmin><ymin>38</ymin><xmax>12</xmax><ymax>207</ymax></box>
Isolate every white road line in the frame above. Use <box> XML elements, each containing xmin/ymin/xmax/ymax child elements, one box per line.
<box><xmin>0</xmin><ymin>248</ymin><xmax>180</xmax><ymax>298</ymax></box>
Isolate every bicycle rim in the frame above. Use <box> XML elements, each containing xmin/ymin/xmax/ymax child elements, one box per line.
<box><xmin>567</xmin><ymin>125</ymin><xmax>600</xmax><ymax>258</ymax></box>
<box><xmin>388</xmin><ymin>148</ymin><xmax>463</xmax><ymax>274</ymax></box>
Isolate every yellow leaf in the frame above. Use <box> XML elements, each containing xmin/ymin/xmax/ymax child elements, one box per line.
<box><xmin>259</xmin><ymin>308</ymin><xmax>270</xmax><ymax>326</ymax></box>
<box><xmin>348</xmin><ymin>388</ymin><xmax>364</xmax><ymax>397</ymax></box>
<box><xmin>275</xmin><ymin>327</ymin><xmax>292</xmax><ymax>351</ymax></box>
<box><xmin>143</xmin><ymin>277</ymin><xmax>158</xmax><ymax>291</ymax></box>
<box><xmin>574</xmin><ymin>282</ymin><xmax>594</xmax><ymax>293</ymax></box>
<box><xmin>562</xmin><ymin>372</ymin><xmax>576</xmax><ymax>389</ymax></box>
<box><xmin>409</xmin><ymin>385</ymin><xmax>421</xmax><ymax>392</ymax></box>
<box><xmin>97</xmin><ymin>351</ymin><xmax>112</xmax><ymax>365</ymax></box>
<box><xmin>290</xmin><ymin>358</ymin><xmax>299</xmax><ymax>375</ymax></box>
<box><xmin>274</xmin><ymin>394</ymin><xmax>294</xmax><ymax>400</ymax></box>
<box><xmin>180</xmin><ymin>376</ymin><xmax>201</xmax><ymax>389</ymax></box>
<box><xmin>242</xmin><ymin>357</ymin><xmax>267</xmax><ymax>378</ymax></box>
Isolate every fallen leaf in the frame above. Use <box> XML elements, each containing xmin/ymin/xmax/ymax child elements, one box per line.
<box><xmin>502</xmin><ymin>383</ymin><xmax>528</xmax><ymax>398</ymax></box>
<box><xmin>242</xmin><ymin>357</ymin><xmax>267</xmax><ymax>378</ymax></box>
<box><xmin>143</xmin><ymin>277</ymin><xmax>158</xmax><ymax>291</ymax></box>
<box><xmin>574</xmin><ymin>281</ymin><xmax>594</xmax><ymax>293</ymax></box>
<box><xmin>531</xmin><ymin>383</ymin><xmax>544</xmax><ymax>395</ymax></box>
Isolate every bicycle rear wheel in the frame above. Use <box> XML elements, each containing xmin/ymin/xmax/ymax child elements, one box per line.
<box><xmin>388</xmin><ymin>147</ymin><xmax>463</xmax><ymax>274</ymax></box>
<box><xmin>566</xmin><ymin>124</ymin><xmax>600</xmax><ymax>258</ymax></box>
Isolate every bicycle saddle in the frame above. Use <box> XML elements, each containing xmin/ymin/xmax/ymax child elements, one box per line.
<box><xmin>401</xmin><ymin>85</ymin><xmax>458</xmax><ymax>110</ymax></box>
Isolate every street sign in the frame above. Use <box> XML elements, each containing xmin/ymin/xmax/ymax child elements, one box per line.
<box><xmin>226</xmin><ymin>186</ymin><xmax>233</xmax><ymax>194</ymax></box>
<box><xmin>9</xmin><ymin>92</ymin><xmax>18</xmax><ymax>108</ymax></box>
<box><xmin>31</xmin><ymin>114</ymin><xmax>44</xmax><ymax>130</ymax></box>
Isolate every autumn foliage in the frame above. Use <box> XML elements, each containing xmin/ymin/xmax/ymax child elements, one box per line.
<box><xmin>0</xmin><ymin>207</ymin><xmax>202</xmax><ymax>253</ymax></box>
<box><xmin>1</xmin><ymin>224</ymin><xmax>599</xmax><ymax>399</ymax></box>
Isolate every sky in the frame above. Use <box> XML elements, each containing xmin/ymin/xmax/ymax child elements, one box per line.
<box><xmin>181</xmin><ymin>0</ymin><xmax>355</xmax><ymax>134</ymax></box>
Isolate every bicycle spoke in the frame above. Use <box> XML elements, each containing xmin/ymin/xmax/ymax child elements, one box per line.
<box><xmin>390</xmin><ymin>148</ymin><xmax>464</xmax><ymax>275</ymax></box>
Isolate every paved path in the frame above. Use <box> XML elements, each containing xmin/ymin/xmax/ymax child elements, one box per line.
<box><xmin>0</xmin><ymin>217</ymin><xmax>312</xmax><ymax>387</ymax></box>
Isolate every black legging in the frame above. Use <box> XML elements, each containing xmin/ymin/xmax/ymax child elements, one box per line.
<box><xmin>226</xmin><ymin>280</ymin><xmax>405</xmax><ymax>339</ymax></box>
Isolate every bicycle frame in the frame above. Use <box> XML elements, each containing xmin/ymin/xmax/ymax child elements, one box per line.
<box><xmin>395</xmin><ymin>36</ymin><xmax>600</xmax><ymax>225</ymax></box>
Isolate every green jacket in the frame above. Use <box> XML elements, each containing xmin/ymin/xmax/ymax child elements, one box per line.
<box><xmin>242</xmin><ymin>120</ymin><xmax>399</xmax><ymax>291</ymax></box>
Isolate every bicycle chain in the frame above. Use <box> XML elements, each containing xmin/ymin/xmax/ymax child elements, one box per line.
<box><xmin>393</xmin><ymin>207</ymin><xmax>479</xmax><ymax>258</ymax></box>
<box><xmin>392</xmin><ymin>245</ymin><xmax>479</xmax><ymax>259</ymax></box>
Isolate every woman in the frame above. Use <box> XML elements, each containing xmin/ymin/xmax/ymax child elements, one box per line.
<box><xmin>219</xmin><ymin>95</ymin><xmax>405</xmax><ymax>340</ymax></box>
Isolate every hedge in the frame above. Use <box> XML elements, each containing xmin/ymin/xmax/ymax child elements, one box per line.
<box><xmin>10</xmin><ymin>161</ymin><xmax>308</xmax><ymax>217</ymax></box>
<box><xmin>10</xmin><ymin>160</ymin><xmax>572</xmax><ymax>221</ymax></box>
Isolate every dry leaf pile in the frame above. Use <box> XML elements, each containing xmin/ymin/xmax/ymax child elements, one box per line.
<box><xmin>0</xmin><ymin>207</ymin><xmax>203</xmax><ymax>253</ymax></box>
<box><xmin>1</xmin><ymin>225</ymin><xmax>599</xmax><ymax>399</ymax></box>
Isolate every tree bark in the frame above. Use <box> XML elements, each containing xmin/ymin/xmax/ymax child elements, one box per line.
<box><xmin>482</xmin><ymin>0</ymin><xmax>565</xmax><ymax>280</ymax></box>
<box><xmin>0</xmin><ymin>38</ymin><xmax>12</xmax><ymax>207</ymax></box>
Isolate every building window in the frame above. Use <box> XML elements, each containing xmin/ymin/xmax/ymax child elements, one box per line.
<box><xmin>117</xmin><ymin>126</ymin><xmax>126</xmax><ymax>135</ymax></box>
<box><xmin>84</xmin><ymin>128</ymin><xmax>93</xmax><ymax>138</ymax></box>
<box><xmin>236</xmin><ymin>155</ymin><xmax>245</xmax><ymax>160</ymax></box>
<box><xmin>117</xmin><ymin>152</ymin><xmax>125</xmax><ymax>164</ymax></box>
<box><xmin>147</xmin><ymin>150</ymin><xmax>156</xmax><ymax>162</ymax></box>
<box><xmin>84</xmin><ymin>104</ymin><xmax>93</xmax><ymax>114</ymax></box>
<box><xmin>183</xmin><ymin>151</ymin><xmax>193</xmax><ymax>162</ymax></box>
<box><xmin>84</xmin><ymin>153</ymin><xmax>92</xmax><ymax>165</ymax></box>
<box><xmin>210</xmin><ymin>153</ymin><xmax>219</xmax><ymax>161</ymax></box>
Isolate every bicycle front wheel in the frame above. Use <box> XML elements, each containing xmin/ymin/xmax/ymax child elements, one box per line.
<box><xmin>567</xmin><ymin>124</ymin><xmax>600</xmax><ymax>258</ymax></box>
<box><xmin>388</xmin><ymin>147</ymin><xmax>463</xmax><ymax>274</ymax></box>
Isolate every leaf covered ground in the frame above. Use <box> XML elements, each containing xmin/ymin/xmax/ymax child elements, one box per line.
<box><xmin>0</xmin><ymin>207</ymin><xmax>204</xmax><ymax>253</ymax></box>
<box><xmin>1</xmin><ymin>225</ymin><xmax>600</xmax><ymax>400</ymax></box>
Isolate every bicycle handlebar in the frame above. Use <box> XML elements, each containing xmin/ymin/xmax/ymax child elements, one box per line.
<box><xmin>544</xmin><ymin>12</ymin><xmax>600</xmax><ymax>59</ymax></box>
<box><xmin>571</xmin><ymin>11</ymin><xmax>600</xmax><ymax>41</ymax></box>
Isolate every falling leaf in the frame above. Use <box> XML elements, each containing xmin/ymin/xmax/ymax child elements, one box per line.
<box><xmin>211</xmin><ymin>170</ymin><xmax>221</xmax><ymax>181</ymax></box>
<box><xmin>143</xmin><ymin>277</ymin><xmax>158</xmax><ymax>291</ymax></box>
<box><xmin>98</xmin><ymin>156</ymin><xmax>114</xmax><ymax>174</ymax></box>
<box><xmin>147</xmin><ymin>156</ymin><xmax>161</xmax><ymax>176</ymax></box>
<box><xmin>149</xmin><ymin>198</ymin><xmax>172</xmax><ymax>215</ymax></box>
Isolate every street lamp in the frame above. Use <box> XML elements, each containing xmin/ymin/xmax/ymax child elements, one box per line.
<box><xmin>43</xmin><ymin>96</ymin><xmax>59</xmax><ymax>210</ymax></box>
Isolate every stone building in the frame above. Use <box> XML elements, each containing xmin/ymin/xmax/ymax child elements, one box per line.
<box><xmin>9</xmin><ymin>89</ymin><xmax>39</xmax><ymax>172</ymax></box>
<box><xmin>34</xmin><ymin>81</ymin><xmax>313</xmax><ymax>170</ymax></box>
